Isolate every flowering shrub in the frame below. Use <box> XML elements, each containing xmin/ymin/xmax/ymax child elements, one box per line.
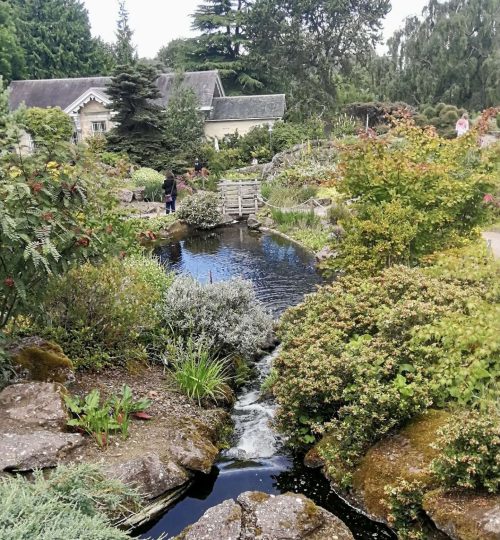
<box><xmin>177</xmin><ymin>192</ymin><xmax>222</xmax><ymax>229</ymax></box>
<box><xmin>131</xmin><ymin>167</ymin><xmax>164</xmax><ymax>201</ymax></box>
<box><xmin>275</xmin><ymin>251</ymin><xmax>499</xmax><ymax>478</ymax></box>
<box><xmin>431</xmin><ymin>409</ymin><xmax>500</xmax><ymax>493</ymax></box>
<box><xmin>38</xmin><ymin>256</ymin><xmax>173</xmax><ymax>369</ymax></box>
<box><xmin>385</xmin><ymin>480</ymin><xmax>427</xmax><ymax>540</ymax></box>
<box><xmin>162</xmin><ymin>276</ymin><xmax>272</xmax><ymax>359</ymax></box>
<box><xmin>327</xmin><ymin>117</ymin><xmax>498</xmax><ymax>275</ymax></box>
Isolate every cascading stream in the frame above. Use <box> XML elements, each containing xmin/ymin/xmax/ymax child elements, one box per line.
<box><xmin>141</xmin><ymin>225</ymin><xmax>396</xmax><ymax>540</ymax></box>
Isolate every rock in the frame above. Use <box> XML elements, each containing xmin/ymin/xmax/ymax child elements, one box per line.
<box><xmin>133</xmin><ymin>187</ymin><xmax>146</xmax><ymax>202</ymax></box>
<box><xmin>166</xmin><ymin>421</ymin><xmax>220</xmax><ymax>474</ymax></box>
<box><xmin>350</xmin><ymin>410</ymin><xmax>449</xmax><ymax>522</ymax></box>
<box><xmin>166</xmin><ymin>220</ymin><xmax>190</xmax><ymax>240</ymax></box>
<box><xmin>315</xmin><ymin>198</ymin><xmax>332</xmax><ymax>207</ymax></box>
<box><xmin>0</xmin><ymin>431</ymin><xmax>83</xmax><ymax>471</ymax></box>
<box><xmin>252</xmin><ymin>493</ymin><xmax>323</xmax><ymax>539</ymax></box>
<box><xmin>315</xmin><ymin>247</ymin><xmax>336</xmax><ymax>262</ymax></box>
<box><xmin>178</xmin><ymin>499</ymin><xmax>242</xmax><ymax>540</ymax></box>
<box><xmin>104</xmin><ymin>453</ymin><xmax>190</xmax><ymax>500</ymax></box>
<box><xmin>117</xmin><ymin>188</ymin><xmax>134</xmax><ymax>203</ymax></box>
<box><xmin>247</xmin><ymin>214</ymin><xmax>261</xmax><ymax>230</ymax></box>
<box><xmin>0</xmin><ymin>382</ymin><xmax>69</xmax><ymax>431</ymax></box>
<box><xmin>329</xmin><ymin>225</ymin><xmax>345</xmax><ymax>240</ymax></box>
<box><xmin>177</xmin><ymin>491</ymin><xmax>354</xmax><ymax>540</ymax></box>
<box><xmin>423</xmin><ymin>489</ymin><xmax>500</xmax><ymax>540</ymax></box>
<box><xmin>304</xmin><ymin>446</ymin><xmax>324</xmax><ymax>469</ymax></box>
<box><xmin>8</xmin><ymin>338</ymin><xmax>74</xmax><ymax>384</ymax></box>
<box><xmin>219</xmin><ymin>214</ymin><xmax>235</xmax><ymax>226</ymax></box>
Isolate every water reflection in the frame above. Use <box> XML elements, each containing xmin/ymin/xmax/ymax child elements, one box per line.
<box><xmin>155</xmin><ymin>225</ymin><xmax>322</xmax><ymax>316</ymax></box>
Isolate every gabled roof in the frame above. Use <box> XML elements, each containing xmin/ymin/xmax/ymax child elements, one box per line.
<box><xmin>208</xmin><ymin>95</ymin><xmax>286</xmax><ymax>122</ymax></box>
<box><xmin>8</xmin><ymin>77</ymin><xmax>112</xmax><ymax>111</ymax></box>
<box><xmin>64</xmin><ymin>87</ymin><xmax>110</xmax><ymax>114</ymax></box>
<box><xmin>155</xmin><ymin>71</ymin><xmax>224</xmax><ymax>109</ymax></box>
<box><xmin>8</xmin><ymin>71</ymin><xmax>225</xmax><ymax>112</ymax></box>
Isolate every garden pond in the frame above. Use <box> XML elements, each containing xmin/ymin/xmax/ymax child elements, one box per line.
<box><xmin>141</xmin><ymin>224</ymin><xmax>395</xmax><ymax>539</ymax></box>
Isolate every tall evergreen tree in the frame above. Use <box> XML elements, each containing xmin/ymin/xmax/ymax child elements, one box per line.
<box><xmin>115</xmin><ymin>0</ymin><xmax>137</xmax><ymax>66</ymax></box>
<box><xmin>0</xmin><ymin>1</ymin><xmax>25</xmax><ymax>81</ymax></box>
<box><xmin>106</xmin><ymin>63</ymin><xmax>167</xmax><ymax>168</ymax></box>
<box><xmin>191</xmin><ymin>0</ymin><xmax>262</xmax><ymax>94</ymax></box>
<box><xmin>10</xmin><ymin>0</ymin><xmax>110</xmax><ymax>79</ymax></box>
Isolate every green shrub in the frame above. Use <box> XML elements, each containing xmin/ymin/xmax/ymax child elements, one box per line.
<box><xmin>431</xmin><ymin>408</ymin><xmax>500</xmax><ymax>493</ymax></box>
<box><xmin>329</xmin><ymin>119</ymin><xmax>496</xmax><ymax>275</ymax></box>
<box><xmin>162</xmin><ymin>276</ymin><xmax>272</xmax><ymax>359</ymax></box>
<box><xmin>169</xmin><ymin>337</ymin><xmax>230</xmax><ymax>405</ymax></box>
<box><xmin>22</xmin><ymin>107</ymin><xmax>73</xmax><ymax>149</ymax></box>
<box><xmin>38</xmin><ymin>256</ymin><xmax>173</xmax><ymax>369</ymax></box>
<box><xmin>131</xmin><ymin>167</ymin><xmax>164</xmax><ymax>202</ymax></box>
<box><xmin>262</xmin><ymin>183</ymin><xmax>317</xmax><ymax>207</ymax></box>
<box><xmin>274</xmin><ymin>259</ymin><xmax>498</xmax><ymax>478</ymax></box>
<box><xmin>422</xmin><ymin>106</ymin><xmax>435</xmax><ymax>119</ymax></box>
<box><xmin>0</xmin><ymin>465</ymin><xmax>138</xmax><ymax>539</ymax></box>
<box><xmin>330</xmin><ymin>113</ymin><xmax>359</xmax><ymax>138</ymax></box>
<box><xmin>385</xmin><ymin>480</ymin><xmax>427</xmax><ymax>539</ymax></box>
<box><xmin>177</xmin><ymin>192</ymin><xmax>222</xmax><ymax>229</ymax></box>
<box><xmin>327</xmin><ymin>202</ymin><xmax>351</xmax><ymax>224</ymax></box>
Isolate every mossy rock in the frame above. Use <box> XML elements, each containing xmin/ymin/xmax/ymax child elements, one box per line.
<box><xmin>13</xmin><ymin>339</ymin><xmax>74</xmax><ymax>384</ymax></box>
<box><xmin>423</xmin><ymin>489</ymin><xmax>500</xmax><ymax>540</ymax></box>
<box><xmin>351</xmin><ymin>410</ymin><xmax>450</xmax><ymax>522</ymax></box>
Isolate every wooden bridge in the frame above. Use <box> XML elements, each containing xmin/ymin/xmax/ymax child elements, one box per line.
<box><xmin>218</xmin><ymin>180</ymin><xmax>261</xmax><ymax>217</ymax></box>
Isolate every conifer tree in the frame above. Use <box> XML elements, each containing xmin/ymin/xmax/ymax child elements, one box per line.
<box><xmin>191</xmin><ymin>0</ymin><xmax>262</xmax><ymax>94</ymax></box>
<box><xmin>0</xmin><ymin>1</ymin><xmax>25</xmax><ymax>81</ymax></box>
<box><xmin>115</xmin><ymin>0</ymin><xmax>137</xmax><ymax>66</ymax></box>
<box><xmin>106</xmin><ymin>63</ymin><xmax>166</xmax><ymax>168</ymax></box>
<box><xmin>11</xmin><ymin>0</ymin><xmax>109</xmax><ymax>79</ymax></box>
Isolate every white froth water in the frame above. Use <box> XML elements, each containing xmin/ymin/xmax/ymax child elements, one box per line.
<box><xmin>224</xmin><ymin>348</ymin><xmax>283</xmax><ymax>460</ymax></box>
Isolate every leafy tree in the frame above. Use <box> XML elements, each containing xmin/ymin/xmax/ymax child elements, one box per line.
<box><xmin>93</xmin><ymin>37</ymin><xmax>117</xmax><ymax>75</ymax></box>
<box><xmin>163</xmin><ymin>80</ymin><xmax>205</xmax><ymax>172</ymax></box>
<box><xmin>22</xmin><ymin>107</ymin><xmax>74</xmax><ymax>150</ymax></box>
<box><xmin>381</xmin><ymin>0</ymin><xmax>500</xmax><ymax>109</ymax></box>
<box><xmin>106</xmin><ymin>63</ymin><xmax>167</xmax><ymax>168</ymax></box>
<box><xmin>11</xmin><ymin>0</ymin><xmax>110</xmax><ymax>79</ymax></box>
<box><xmin>246</xmin><ymin>0</ymin><xmax>391</xmax><ymax>118</ymax></box>
<box><xmin>156</xmin><ymin>38</ymin><xmax>198</xmax><ymax>71</ymax></box>
<box><xmin>190</xmin><ymin>0</ymin><xmax>263</xmax><ymax>94</ymax></box>
<box><xmin>0</xmin><ymin>0</ymin><xmax>25</xmax><ymax>81</ymax></box>
<box><xmin>114</xmin><ymin>0</ymin><xmax>136</xmax><ymax>66</ymax></box>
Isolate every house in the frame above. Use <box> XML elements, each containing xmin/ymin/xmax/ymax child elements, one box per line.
<box><xmin>8</xmin><ymin>71</ymin><xmax>286</xmax><ymax>151</ymax></box>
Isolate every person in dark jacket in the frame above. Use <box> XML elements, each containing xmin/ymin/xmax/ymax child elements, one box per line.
<box><xmin>162</xmin><ymin>171</ymin><xmax>177</xmax><ymax>214</ymax></box>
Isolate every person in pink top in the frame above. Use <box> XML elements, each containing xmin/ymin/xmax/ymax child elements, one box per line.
<box><xmin>456</xmin><ymin>113</ymin><xmax>470</xmax><ymax>137</ymax></box>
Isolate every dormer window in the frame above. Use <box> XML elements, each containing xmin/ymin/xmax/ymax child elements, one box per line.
<box><xmin>91</xmin><ymin>121</ymin><xmax>106</xmax><ymax>134</ymax></box>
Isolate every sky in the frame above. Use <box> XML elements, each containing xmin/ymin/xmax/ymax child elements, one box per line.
<box><xmin>83</xmin><ymin>0</ymin><xmax>431</xmax><ymax>59</ymax></box>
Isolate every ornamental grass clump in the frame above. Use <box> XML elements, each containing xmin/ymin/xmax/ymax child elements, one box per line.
<box><xmin>169</xmin><ymin>337</ymin><xmax>229</xmax><ymax>405</ymax></box>
<box><xmin>162</xmin><ymin>276</ymin><xmax>272</xmax><ymax>359</ymax></box>
<box><xmin>177</xmin><ymin>192</ymin><xmax>222</xmax><ymax>229</ymax></box>
<box><xmin>0</xmin><ymin>465</ymin><xmax>139</xmax><ymax>539</ymax></box>
<box><xmin>131</xmin><ymin>167</ymin><xmax>164</xmax><ymax>202</ymax></box>
<box><xmin>431</xmin><ymin>408</ymin><xmax>500</xmax><ymax>493</ymax></box>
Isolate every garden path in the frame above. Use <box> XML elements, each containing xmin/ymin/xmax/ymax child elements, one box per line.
<box><xmin>483</xmin><ymin>231</ymin><xmax>500</xmax><ymax>259</ymax></box>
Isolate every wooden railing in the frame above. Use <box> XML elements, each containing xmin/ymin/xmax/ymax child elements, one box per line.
<box><xmin>218</xmin><ymin>180</ymin><xmax>261</xmax><ymax>217</ymax></box>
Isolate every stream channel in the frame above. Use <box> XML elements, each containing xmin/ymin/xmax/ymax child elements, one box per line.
<box><xmin>142</xmin><ymin>224</ymin><xmax>396</xmax><ymax>540</ymax></box>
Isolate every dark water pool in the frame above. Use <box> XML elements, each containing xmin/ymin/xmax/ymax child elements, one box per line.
<box><xmin>143</xmin><ymin>225</ymin><xmax>396</xmax><ymax>539</ymax></box>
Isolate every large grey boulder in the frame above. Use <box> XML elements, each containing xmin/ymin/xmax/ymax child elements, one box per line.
<box><xmin>0</xmin><ymin>431</ymin><xmax>83</xmax><ymax>471</ymax></box>
<box><xmin>178</xmin><ymin>499</ymin><xmax>242</xmax><ymax>540</ymax></box>
<box><xmin>117</xmin><ymin>188</ymin><xmax>134</xmax><ymax>203</ymax></box>
<box><xmin>167</xmin><ymin>428</ymin><xmax>219</xmax><ymax>474</ymax></box>
<box><xmin>176</xmin><ymin>491</ymin><xmax>354</xmax><ymax>540</ymax></box>
<box><xmin>423</xmin><ymin>489</ymin><xmax>500</xmax><ymax>540</ymax></box>
<box><xmin>104</xmin><ymin>453</ymin><xmax>190</xmax><ymax>500</ymax></box>
<box><xmin>0</xmin><ymin>382</ymin><xmax>69</xmax><ymax>431</ymax></box>
<box><xmin>133</xmin><ymin>187</ymin><xmax>146</xmax><ymax>201</ymax></box>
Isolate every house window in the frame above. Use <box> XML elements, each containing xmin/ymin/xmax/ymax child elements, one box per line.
<box><xmin>91</xmin><ymin>121</ymin><xmax>106</xmax><ymax>135</ymax></box>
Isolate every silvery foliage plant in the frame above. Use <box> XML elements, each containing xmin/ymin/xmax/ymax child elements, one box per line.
<box><xmin>162</xmin><ymin>276</ymin><xmax>273</xmax><ymax>359</ymax></box>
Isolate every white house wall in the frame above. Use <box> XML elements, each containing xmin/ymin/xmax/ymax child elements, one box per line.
<box><xmin>79</xmin><ymin>100</ymin><xmax>115</xmax><ymax>139</ymax></box>
<box><xmin>204</xmin><ymin>119</ymin><xmax>277</xmax><ymax>139</ymax></box>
